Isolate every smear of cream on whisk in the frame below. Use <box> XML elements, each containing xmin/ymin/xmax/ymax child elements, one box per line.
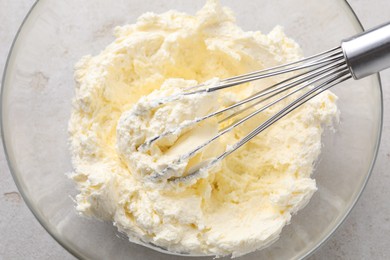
<box><xmin>116</xmin><ymin>78</ymin><xmax>222</xmax><ymax>181</ymax></box>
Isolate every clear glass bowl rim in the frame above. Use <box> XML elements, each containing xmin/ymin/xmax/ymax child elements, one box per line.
<box><xmin>0</xmin><ymin>0</ymin><xmax>383</xmax><ymax>259</ymax></box>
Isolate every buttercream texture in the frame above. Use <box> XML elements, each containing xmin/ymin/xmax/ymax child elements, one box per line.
<box><xmin>68</xmin><ymin>0</ymin><xmax>338</xmax><ymax>257</ymax></box>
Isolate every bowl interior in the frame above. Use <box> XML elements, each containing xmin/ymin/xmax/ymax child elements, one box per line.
<box><xmin>1</xmin><ymin>0</ymin><xmax>382</xmax><ymax>259</ymax></box>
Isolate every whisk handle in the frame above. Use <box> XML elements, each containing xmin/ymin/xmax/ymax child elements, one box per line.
<box><xmin>341</xmin><ymin>21</ymin><xmax>390</xmax><ymax>79</ymax></box>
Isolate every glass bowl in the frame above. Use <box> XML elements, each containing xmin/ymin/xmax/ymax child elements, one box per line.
<box><xmin>1</xmin><ymin>0</ymin><xmax>382</xmax><ymax>259</ymax></box>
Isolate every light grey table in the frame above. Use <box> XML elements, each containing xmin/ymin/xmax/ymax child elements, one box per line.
<box><xmin>0</xmin><ymin>1</ymin><xmax>389</xmax><ymax>259</ymax></box>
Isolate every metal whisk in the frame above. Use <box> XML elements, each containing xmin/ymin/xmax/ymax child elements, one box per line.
<box><xmin>141</xmin><ymin>22</ymin><xmax>390</xmax><ymax>183</ymax></box>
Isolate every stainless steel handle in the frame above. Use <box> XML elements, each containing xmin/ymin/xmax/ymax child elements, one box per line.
<box><xmin>341</xmin><ymin>22</ymin><xmax>390</xmax><ymax>79</ymax></box>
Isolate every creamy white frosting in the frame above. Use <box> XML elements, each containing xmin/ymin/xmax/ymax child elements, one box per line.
<box><xmin>68</xmin><ymin>0</ymin><xmax>339</xmax><ymax>257</ymax></box>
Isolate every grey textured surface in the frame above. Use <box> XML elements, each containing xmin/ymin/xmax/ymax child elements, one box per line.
<box><xmin>0</xmin><ymin>0</ymin><xmax>389</xmax><ymax>259</ymax></box>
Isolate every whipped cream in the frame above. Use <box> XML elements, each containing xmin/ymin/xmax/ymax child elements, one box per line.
<box><xmin>68</xmin><ymin>0</ymin><xmax>339</xmax><ymax>257</ymax></box>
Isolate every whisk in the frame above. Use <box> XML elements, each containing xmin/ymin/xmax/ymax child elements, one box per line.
<box><xmin>141</xmin><ymin>22</ymin><xmax>390</xmax><ymax>183</ymax></box>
